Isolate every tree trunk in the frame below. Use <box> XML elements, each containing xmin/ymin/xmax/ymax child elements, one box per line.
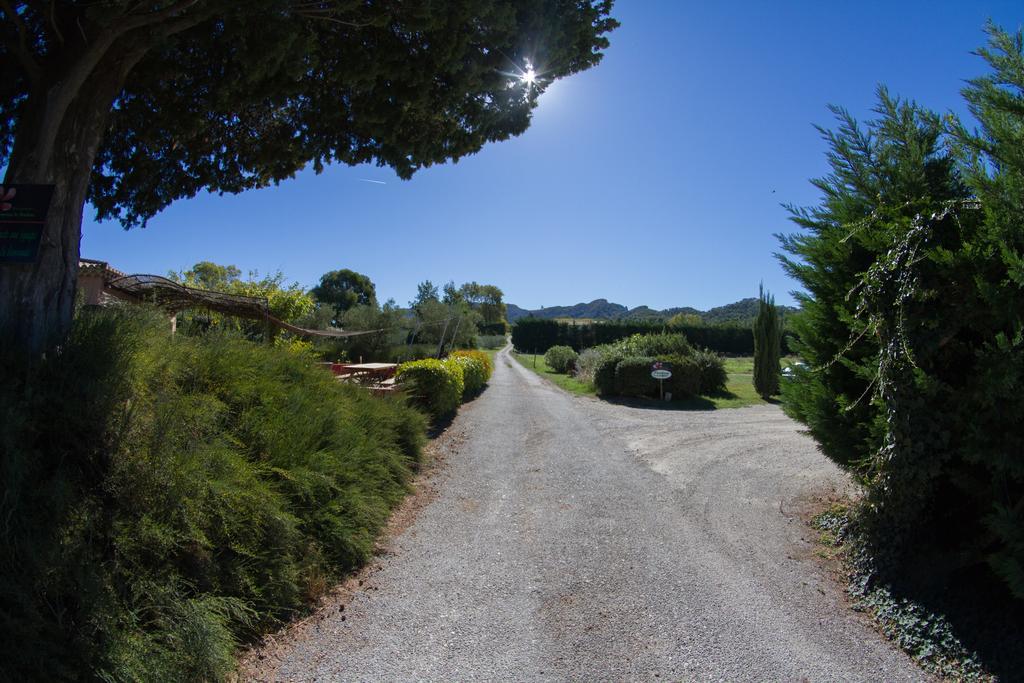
<box><xmin>1</xmin><ymin>47</ymin><xmax>143</xmax><ymax>356</ymax></box>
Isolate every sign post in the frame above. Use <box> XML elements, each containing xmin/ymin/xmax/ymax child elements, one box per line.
<box><xmin>0</xmin><ymin>185</ymin><xmax>56</xmax><ymax>264</ymax></box>
<box><xmin>651</xmin><ymin>361</ymin><xmax>673</xmax><ymax>401</ymax></box>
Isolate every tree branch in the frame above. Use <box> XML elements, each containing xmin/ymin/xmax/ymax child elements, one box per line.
<box><xmin>0</xmin><ymin>0</ymin><xmax>41</xmax><ymax>81</ymax></box>
<box><xmin>112</xmin><ymin>0</ymin><xmax>202</xmax><ymax>35</ymax></box>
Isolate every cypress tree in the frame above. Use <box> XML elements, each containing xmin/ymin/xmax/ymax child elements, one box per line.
<box><xmin>753</xmin><ymin>284</ymin><xmax>781</xmax><ymax>398</ymax></box>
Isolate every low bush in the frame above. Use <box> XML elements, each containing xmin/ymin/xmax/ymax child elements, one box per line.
<box><xmin>449</xmin><ymin>355</ymin><xmax>487</xmax><ymax>397</ymax></box>
<box><xmin>594</xmin><ymin>352</ymin><xmax>625</xmax><ymax>395</ymax></box>
<box><xmin>573</xmin><ymin>348</ymin><xmax>605</xmax><ymax>384</ymax></box>
<box><xmin>396</xmin><ymin>358</ymin><xmax>464</xmax><ymax>420</ymax></box>
<box><xmin>614</xmin><ymin>356</ymin><xmax>658</xmax><ymax>396</ymax></box>
<box><xmin>692</xmin><ymin>349</ymin><xmax>727</xmax><ymax>394</ymax></box>
<box><xmin>450</xmin><ymin>349</ymin><xmax>493</xmax><ymax>380</ymax></box>
<box><xmin>662</xmin><ymin>354</ymin><xmax>702</xmax><ymax>397</ymax></box>
<box><xmin>387</xmin><ymin>344</ymin><xmax>440</xmax><ymax>364</ymax></box>
<box><xmin>605</xmin><ymin>332</ymin><xmax>692</xmax><ymax>358</ymax></box>
<box><xmin>0</xmin><ymin>307</ymin><xmax>426</xmax><ymax>681</ymax></box>
<box><xmin>477</xmin><ymin>334</ymin><xmax>507</xmax><ymax>349</ymax></box>
<box><xmin>544</xmin><ymin>345</ymin><xmax>578</xmax><ymax>373</ymax></box>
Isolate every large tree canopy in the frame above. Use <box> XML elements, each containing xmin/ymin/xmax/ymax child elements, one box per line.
<box><xmin>0</xmin><ymin>0</ymin><xmax>617</xmax><ymax>352</ymax></box>
<box><xmin>312</xmin><ymin>268</ymin><xmax>377</xmax><ymax>323</ymax></box>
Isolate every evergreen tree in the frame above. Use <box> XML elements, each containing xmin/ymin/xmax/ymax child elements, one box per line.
<box><xmin>779</xmin><ymin>26</ymin><xmax>1024</xmax><ymax>600</ymax></box>
<box><xmin>752</xmin><ymin>284</ymin><xmax>781</xmax><ymax>398</ymax></box>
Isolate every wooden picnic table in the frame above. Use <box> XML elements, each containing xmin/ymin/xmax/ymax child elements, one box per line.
<box><xmin>332</xmin><ymin>362</ymin><xmax>397</xmax><ymax>383</ymax></box>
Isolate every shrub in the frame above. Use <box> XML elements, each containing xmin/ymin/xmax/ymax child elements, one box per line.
<box><xmin>449</xmin><ymin>355</ymin><xmax>487</xmax><ymax>397</ymax></box>
<box><xmin>0</xmin><ymin>307</ymin><xmax>426</xmax><ymax>681</ymax></box>
<box><xmin>781</xmin><ymin>32</ymin><xmax>1024</xmax><ymax>602</ymax></box>
<box><xmin>573</xmin><ymin>348</ymin><xmax>605</xmax><ymax>384</ymax></box>
<box><xmin>386</xmin><ymin>344</ymin><xmax>439</xmax><ymax>364</ymax></box>
<box><xmin>662</xmin><ymin>354</ymin><xmax>702</xmax><ymax>397</ymax></box>
<box><xmin>450</xmin><ymin>348</ymin><xmax>493</xmax><ymax>380</ymax></box>
<box><xmin>609</xmin><ymin>332</ymin><xmax>692</xmax><ymax>358</ymax></box>
<box><xmin>544</xmin><ymin>345</ymin><xmax>578</xmax><ymax>373</ymax></box>
<box><xmin>614</xmin><ymin>356</ymin><xmax>657</xmax><ymax>396</ymax></box>
<box><xmin>593</xmin><ymin>352</ymin><xmax>625</xmax><ymax>395</ymax></box>
<box><xmin>396</xmin><ymin>358</ymin><xmax>463</xmax><ymax>419</ymax></box>
<box><xmin>477</xmin><ymin>334</ymin><xmax>508</xmax><ymax>349</ymax></box>
<box><xmin>692</xmin><ymin>349</ymin><xmax>727</xmax><ymax>394</ymax></box>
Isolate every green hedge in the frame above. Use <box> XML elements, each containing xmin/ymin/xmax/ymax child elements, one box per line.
<box><xmin>449</xmin><ymin>355</ymin><xmax>487</xmax><ymax>398</ymax></box>
<box><xmin>395</xmin><ymin>358</ymin><xmax>464</xmax><ymax>420</ymax></box>
<box><xmin>691</xmin><ymin>349</ymin><xmax>727</xmax><ymax>394</ymax></box>
<box><xmin>0</xmin><ymin>308</ymin><xmax>426</xmax><ymax>681</ymax></box>
<box><xmin>544</xmin><ymin>345</ymin><xmax>578</xmax><ymax>373</ymax></box>
<box><xmin>512</xmin><ymin>317</ymin><xmax>796</xmax><ymax>355</ymax></box>
<box><xmin>450</xmin><ymin>349</ymin><xmax>493</xmax><ymax>381</ymax></box>
<box><xmin>592</xmin><ymin>348</ymin><xmax>720</xmax><ymax>400</ymax></box>
<box><xmin>594</xmin><ymin>351</ymin><xmax>625</xmax><ymax>395</ymax></box>
<box><xmin>614</xmin><ymin>356</ymin><xmax>658</xmax><ymax>396</ymax></box>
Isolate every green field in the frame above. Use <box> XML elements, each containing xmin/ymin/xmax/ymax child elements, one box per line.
<box><xmin>511</xmin><ymin>352</ymin><xmax>790</xmax><ymax>409</ymax></box>
<box><xmin>510</xmin><ymin>352</ymin><xmax>598</xmax><ymax>396</ymax></box>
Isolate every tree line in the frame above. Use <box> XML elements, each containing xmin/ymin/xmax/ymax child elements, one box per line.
<box><xmin>511</xmin><ymin>317</ymin><xmax>795</xmax><ymax>356</ymax></box>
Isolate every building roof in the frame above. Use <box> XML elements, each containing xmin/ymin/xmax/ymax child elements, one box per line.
<box><xmin>79</xmin><ymin>258</ymin><xmax>129</xmax><ymax>281</ymax></box>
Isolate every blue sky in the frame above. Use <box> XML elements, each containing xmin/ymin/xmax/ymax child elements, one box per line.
<box><xmin>81</xmin><ymin>0</ymin><xmax>1022</xmax><ymax>311</ymax></box>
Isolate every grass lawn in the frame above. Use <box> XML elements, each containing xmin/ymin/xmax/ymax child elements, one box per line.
<box><xmin>512</xmin><ymin>352</ymin><xmax>792</xmax><ymax>410</ymax></box>
<box><xmin>510</xmin><ymin>352</ymin><xmax>597</xmax><ymax>396</ymax></box>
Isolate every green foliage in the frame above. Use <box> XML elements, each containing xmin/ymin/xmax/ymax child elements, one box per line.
<box><xmin>450</xmin><ymin>349</ymin><xmax>494</xmax><ymax>381</ymax></box>
<box><xmin>12</xmin><ymin>3</ymin><xmax>626</xmax><ymax>228</ymax></box>
<box><xmin>449</xmin><ymin>356</ymin><xmax>487</xmax><ymax>398</ymax></box>
<box><xmin>544</xmin><ymin>345</ymin><xmax>578</xmax><ymax>373</ymax></box>
<box><xmin>594</xmin><ymin>352</ymin><xmax>626</xmax><ymax>395</ymax></box>
<box><xmin>611</xmin><ymin>355</ymin><xmax>705</xmax><ymax>399</ymax></box>
<box><xmin>512</xmin><ymin>317</ymin><xmax>789</xmax><ymax>356</ymax></box>
<box><xmin>171</xmin><ymin>262</ymin><xmax>314</xmax><ymax>340</ymax></box>
<box><xmin>0</xmin><ymin>307</ymin><xmax>425</xmax><ymax>681</ymax></box>
<box><xmin>387</xmin><ymin>344</ymin><xmax>443</xmax><ymax>364</ymax></box>
<box><xmin>477</xmin><ymin>334</ymin><xmax>508</xmax><ymax>349</ymax></box>
<box><xmin>410</xmin><ymin>298</ymin><xmax>479</xmax><ymax>350</ymax></box>
<box><xmin>311</xmin><ymin>269</ymin><xmax>377</xmax><ymax>324</ymax></box>
<box><xmin>753</xmin><ymin>285</ymin><xmax>782</xmax><ymax>398</ymax></box>
<box><xmin>338</xmin><ymin>301</ymin><xmax>404</xmax><ymax>362</ymax></box>
<box><xmin>663</xmin><ymin>355</ymin><xmax>704</xmax><ymax>397</ymax></box>
<box><xmin>573</xmin><ymin>348</ymin><xmax>606</xmax><ymax>384</ymax></box>
<box><xmin>667</xmin><ymin>312</ymin><xmax>703</xmax><ymax>327</ymax></box>
<box><xmin>396</xmin><ymin>358</ymin><xmax>464</xmax><ymax>420</ymax></box>
<box><xmin>608</xmin><ymin>332</ymin><xmax>692</xmax><ymax>358</ymax></box>
<box><xmin>455</xmin><ymin>282</ymin><xmax>507</xmax><ymax>327</ymax></box>
<box><xmin>614</xmin><ymin>356</ymin><xmax>657</xmax><ymax>396</ymax></box>
<box><xmin>690</xmin><ymin>349</ymin><xmax>728</xmax><ymax>395</ymax></box>
<box><xmin>585</xmin><ymin>334</ymin><xmax>726</xmax><ymax>400</ymax></box>
<box><xmin>780</xmin><ymin>25</ymin><xmax>1024</xmax><ymax>601</ymax></box>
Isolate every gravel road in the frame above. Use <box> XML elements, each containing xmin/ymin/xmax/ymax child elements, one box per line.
<box><xmin>247</xmin><ymin>346</ymin><xmax>924</xmax><ymax>682</ymax></box>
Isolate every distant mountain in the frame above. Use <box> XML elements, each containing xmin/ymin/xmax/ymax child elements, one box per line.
<box><xmin>506</xmin><ymin>298</ymin><xmax>628</xmax><ymax>322</ymax></box>
<box><xmin>507</xmin><ymin>297</ymin><xmax>796</xmax><ymax>326</ymax></box>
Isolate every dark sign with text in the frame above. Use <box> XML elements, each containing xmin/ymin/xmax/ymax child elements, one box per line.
<box><xmin>0</xmin><ymin>184</ymin><xmax>56</xmax><ymax>263</ymax></box>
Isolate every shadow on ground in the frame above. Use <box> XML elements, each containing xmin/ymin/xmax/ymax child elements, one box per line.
<box><xmin>875</xmin><ymin>561</ymin><xmax>1024</xmax><ymax>679</ymax></box>
<box><xmin>603</xmin><ymin>392</ymin><xmax>780</xmax><ymax>411</ymax></box>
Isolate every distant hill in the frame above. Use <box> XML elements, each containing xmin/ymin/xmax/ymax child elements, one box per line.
<box><xmin>507</xmin><ymin>299</ymin><xmax>628</xmax><ymax>321</ymax></box>
<box><xmin>507</xmin><ymin>297</ymin><xmax>796</xmax><ymax>326</ymax></box>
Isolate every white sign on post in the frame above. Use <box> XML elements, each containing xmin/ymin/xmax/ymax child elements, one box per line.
<box><xmin>651</xmin><ymin>361</ymin><xmax>672</xmax><ymax>400</ymax></box>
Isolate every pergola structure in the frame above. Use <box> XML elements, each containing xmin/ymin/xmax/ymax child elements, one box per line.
<box><xmin>79</xmin><ymin>260</ymin><xmax>378</xmax><ymax>339</ymax></box>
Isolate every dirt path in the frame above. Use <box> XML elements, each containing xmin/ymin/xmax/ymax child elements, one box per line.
<box><xmin>242</xmin><ymin>346</ymin><xmax>923</xmax><ymax>681</ymax></box>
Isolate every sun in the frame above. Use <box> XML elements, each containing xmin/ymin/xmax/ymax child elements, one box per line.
<box><xmin>521</xmin><ymin>66</ymin><xmax>537</xmax><ymax>86</ymax></box>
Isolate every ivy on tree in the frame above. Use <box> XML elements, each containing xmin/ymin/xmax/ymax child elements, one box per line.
<box><xmin>778</xmin><ymin>25</ymin><xmax>1024</xmax><ymax>601</ymax></box>
<box><xmin>0</xmin><ymin>0</ymin><xmax>617</xmax><ymax>353</ymax></box>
